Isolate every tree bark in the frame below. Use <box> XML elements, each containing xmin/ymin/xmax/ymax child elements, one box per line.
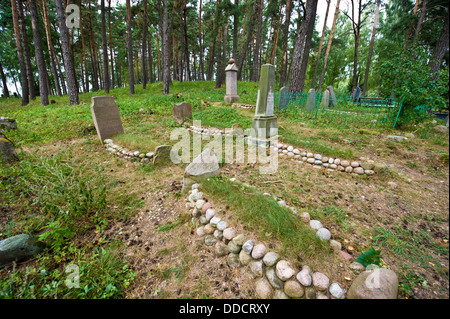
<box><xmin>237</xmin><ymin>0</ymin><xmax>256</xmax><ymax>80</ymax></box>
<box><xmin>280</xmin><ymin>0</ymin><xmax>292</xmax><ymax>87</ymax></box>
<box><xmin>318</xmin><ymin>0</ymin><xmax>341</xmax><ymax>92</ymax></box>
<box><xmin>11</xmin><ymin>0</ymin><xmax>29</xmax><ymax>105</ymax></box>
<box><xmin>429</xmin><ymin>10</ymin><xmax>449</xmax><ymax>76</ymax></box>
<box><xmin>289</xmin><ymin>0</ymin><xmax>318</xmax><ymax>92</ymax></box>
<box><xmin>362</xmin><ymin>0</ymin><xmax>380</xmax><ymax>96</ymax></box>
<box><xmin>312</xmin><ymin>0</ymin><xmax>330</xmax><ymax>89</ymax></box>
<box><xmin>101</xmin><ymin>0</ymin><xmax>110</xmax><ymax>93</ymax></box>
<box><xmin>0</xmin><ymin>60</ymin><xmax>10</xmax><ymax>98</ymax></box>
<box><xmin>19</xmin><ymin>0</ymin><xmax>36</xmax><ymax>100</ymax></box>
<box><xmin>88</xmin><ymin>0</ymin><xmax>99</xmax><ymax>91</ymax></box>
<box><xmin>412</xmin><ymin>0</ymin><xmax>428</xmax><ymax>46</ymax></box>
<box><xmin>404</xmin><ymin>0</ymin><xmax>420</xmax><ymax>51</ymax></box>
<box><xmin>108</xmin><ymin>0</ymin><xmax>115</xmax><ymax>89</ymax></box>
<box><xmin>54</xmin><ymin>0</ymin><xmax>79</xmax><ymax>104</ymax></box>
<box><xmin>126</xmin><ymin>0</ymin><xmax>135</xmax><ymax>94</ymax></box>
<box><xmin>142</xmin><ymin>0</ymin><xmax>148</xmax><ymax>89</ymax></box>
<box><xmin>161</xmin><ymin>0</ymin><xmax>170</xmax><ymax>94</ymax></box>
<box><xmin>251</xmin><ymin>0</ymin><xmax>263</xmax><ymax>82</ymax></box>
<box><xmin>232</xmin><ymin>0</ymin><xmax>239</xmax><ymax>60</ymax></box>
<box><xmin>198</xmin><ymin>0</ymin><xmax>205</xmax><ymax>80</ymax></box>
<box><xmin>28</xmin><ymin>0</ymin><xmax>49</xmax><ymax>105</ymax></box>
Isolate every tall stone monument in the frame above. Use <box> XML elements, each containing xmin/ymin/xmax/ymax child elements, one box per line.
<box><xmin>91</xmin><ymin>96</ymin><xmax>124</xmax><ymax>143</ymax></box>
<box><xmin>327</xmin><ymin>85</ymin><xmax>337</xmax><ymax>107</ymax></box>
<box><xmin>306</xmin><ymin>88</ymin><xmax>316</xmax><ymax>112</ymax></box>
<box><xmin>224</xmin><ymin>59</ymin><xmax>239</xmax><ymax>103</ymax></box>
<box><xmin>320</xmin><ymin>89</ymin><xmax>330</xmax><ymax>108</ymax></box>
<box><xmin>250</xmin><ymin>64</ymin><xmax>277</xmax><ymax>145</ymax></box>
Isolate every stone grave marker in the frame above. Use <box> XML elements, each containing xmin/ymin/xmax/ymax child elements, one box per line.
<box><xmin>224</xmin><ymin>59</ymin><xmax>239</xmax><ymax>103</ymax></box>
<box><xmin>251</xmin><ymin>64</ymin><xmax>277</xmax><ymax>142</ymax></box>
<box><xmin>306</xmin><ymin>88</ymin><xmax>316</xmax><ymax>112</ymax></box>
<box><xmin>90</xmin><ymin>96</ymin><xmax>124</xmax><ymax>143</ymax></box>
<box><xmin>153</xmin><ymin>145</ymin><xmax>173</xmax><ymax>165</ymax></box>
<box><xmin>278</xmin><ymin>87</ymin><xmax>290</xmax><ymax>110</ymax></box>
<box><xmin>173</xmin><ymin>102</ymin><xmax>192</xmax><ymax>125</ymax></box>
<box><xmin>0</xmin><ymin>135</ymin><xmax>17</xmax><ymax>163</ymax></box>
<box><xmin>0</xmin><ymin>117</ymin><xmax>17</xmax><ymax>132</ymax></box>
<box><xmin>327</xmin><ymin>85</ymin><xmax>337</xmax><ymax>107</ymax></box>
<box><xmin>320</xmin><ymin>89</ymin><xmax>330</xmax><ymax>108</ymax></box>
<box><xmin>353</xmin><ymin>86</ymin><xmax>361</xmax><ymax>102</ymax></box>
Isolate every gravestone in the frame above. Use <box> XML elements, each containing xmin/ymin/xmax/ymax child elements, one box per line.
<box><xmin>306</xmin><ymin>88</ymin><xmax>316</xmax><ymax>112</ymax></box>
<box><xmin>320</xmin><ymin>89</ymin><xmax>330</xmax><ymax>108</ymax></box>
<box><xmin>0</xmin><ymin>117</ymin><xmax>17</xmax><ymax>132</ymax></box>
<box><xmin>0</xmin><ymin>234</ymin><xmax>43</xmax><ymax>268</ymax></box>
<box><xmin>353</xmin><ymin>86</ymin><xmax>361</xmax><ymax>102</ymax></box>
<box><xmin>0</xmin><ymin>135</ymin><xmax>17</xmax><ymax>163</ymax></box>
<box><xmin>327</xmin><ymin>86</ymin><xmax>337</xmax><ymax>107</ymax></box>
<box><xmin>278</xmin><ymin>87</ymin><xmax>290</xmax><ymax>110</ymax></box>
<box><xmin>251</xmin><ymin>64</ymin><xmax>277</xmax><ymax>142</ymax></box>
<box><xmin>153</xmin><ymin>145</ymin><xmax>172</xmax><ymax>165</ymax></box>
<box><xmin>183</xmin><ymin>148</ymin><xmax>220</xmax><ymax>189</ymax></box>
<box><xmin>90</xmin><ymin>96</ymin><xmax>124</xmax><ymax>143</ymax></box>
<box><xmin>224</xmin><ymin>59</ymin><xmax>239</xmax><ymax>103</ymax></box>
<box><xmin>173</xmin><ymin>102</ymin><xmax>192</xmax><ymax>125</ymax></box>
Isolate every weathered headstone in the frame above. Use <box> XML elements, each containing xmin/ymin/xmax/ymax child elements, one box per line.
<box><xmin>327</xmin><ymin>85</ymin><xmax>337</xmax><ymax>107</ymax></box>
<box><xmin>251</xmin><ymin>64</ymin><xmax>277</xmax><ymax>142</ymax></box>
<box><xmin>224</xmin><ymin>59</ymin><xmax>239</xmax><ymax>103</ymax></box>
<box><xmin>152</xmin><ymin>145</ymin><xmax>173</xmax><ymax>165</ymax></box>
<box><xmin>183</xmin><ymin>148</ymin><xmax>220</xmax><ymax>189</ymax></box>
<box><xmin>353</xmin><ymin>86</ymin><xmax>361</xmax><ymax>102</ymax></box>
<box><xmin>0</xmin><ymin>234</ymin><xmax>43</xmax><ymax>268</ymax></box>
<box><xmin>173</xmin><ymin>102</ymin><xmax>192</xmax><ymax>125</ymax></box>
<box><xmin>0</xmin><ymin>135</ymin><xmax>17</xmax><ymax>163</ymax></box>
<box><xmin>278</xmin><ymin>87</ymin><xmax>290</xmax><ymax>110</ymax></box>
<box><xmin>320</xmin><ymin>89</ymin><xmax>330</xmax><ymax>108</ymax></box>
<box><xmin>306</xmin><ymin>88</ymin><xmax>316</xmax><ymax>112</ymax></box>
<box><xmin>90</xmin><ymin>96</ymin><xmax>124</xmax><ymax>143</ymax></box>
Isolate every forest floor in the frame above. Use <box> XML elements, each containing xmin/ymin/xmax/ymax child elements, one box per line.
<box><xmin>0</xmin><ymin>81</ymin><xmax>448</xmax><ymax>299</ymax></box>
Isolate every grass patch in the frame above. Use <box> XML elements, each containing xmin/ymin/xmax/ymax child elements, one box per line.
<box><xmin>201</xmin><ymin>176</ymin><xmax>329</xmax><ymax>259</ymax></box>
<box><xmin>192</xmin><ymin>105</ymin><xmax>252</xmax><ymax>129</ymax></box>
<box><xmin>112</xmin><ymin>132</ymin><xmax>163</xmax><ymax>153</ymax></box>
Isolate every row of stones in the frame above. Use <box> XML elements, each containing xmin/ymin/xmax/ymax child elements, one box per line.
<box><xmin>275</xmin><ymin>143</ymin><xmax>376</xmax><ymax>175</ymax></box>
<box><xmin>186</xmin><ymin>184</ymin><xmax>346</xmax><ymax>299</ymax></box>
<box><xmin>103</xmin><ymin>139</ymin><xmax>154</xmax><ymax>163</ymax></box>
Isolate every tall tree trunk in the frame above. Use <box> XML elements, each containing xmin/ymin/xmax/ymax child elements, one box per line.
<box><xmin>126</xmin><ymin>0</ymin><xmax>135</xmax><ymax>94</ymax></box>
<box><xmin>161</xmin><ymin>0</ymin><xmax>170</xmax><ymax>94</ymax></box>
<box><xmin>28</xmin><ymin>0</ymin><xmax>49</xmax><ymax>105</ymax></box>
<box><xmin>215</xmin><ymin>26</ymin><xmax>224</xmax><ymax>88</ymax></box>
<box><xmin>429</xmin><ymin>10</ymin><xmax>449</xmax><ymax>77</ymax></box>
<box><xmin>79</xmin><ymin>0</ymin><xmax>88</xmax><ymax>92</ymax></box>
<box><xmin>404</xmin><ymin>0</ymin><xmax>420</xmax><ymax>51</ymax></box>
<box><xmin>289</xmin><ymin>0</ymin><xmax>318</xmax><ymax>92</ymax></box>
<box><xmin>362</xmin><ymin>0</ymin><xmax>380</xmax><ymax>96</ymax></box>
<box><xmin>182</xmin><ymin>0</ymin><xmax>191</xmax><ymax>81</ymax></box>
<box><xmin>101</xmin><ymin>0</ymin><xmax>110</xmax><ymax>93</ymax></box>
<box><xmin>0</xmin><ymin>60</ymin><xmax>10</xmax><ymax>98</ymax></box>
<box><xmin>251</xmin><ymin>0</ymin><xmax>263</xmax><ymax>82</ymax></box>
<box><xmin>279</xmin><ymin>0</ymin><xmax>292</xmax><ymax>87</ymax></box>
<box><xmin>270</xmin><ymin>7</ymin><xmax>282</xmax><ymax>65</ymax></box>
<box><xmin>142</xmin><ymin>0</ymin><xmax>148</xmax><ymax>89</ymax></box>
<box><xmin>232</xmin><ymin>0</ymin><xmax>239</xmax><ymax>59</ymax></box>
<box><xmin>350</xmin><ymin>0</ymin><xmax>362</xmax><ymax>92</ymax></box>
<box><xmin>412</xmin><ymin>0</ymin><xmax>428</xmax><ymax>46</ymax></box>
<box><xmin>88</xmin><ymin>0</ymin><xmax>99</xmax><ymax>91</ymax></box>
<box><xmin>148</xmin><ymin>34</ymin><xmax>154</xmax><ymax>83</ymax></box>
<box><xmin>312</xmin><ymin>0</ymin><xmax>330</xmax><ymax>89</ymax></box>
<box><xmin>108</xmin><ymin>0</ymin><xmax>115</xmax><ymax>89</ymax></box>
<box><xmin>19</xmin><ymin>0</ymin><xmax>36</xmax><ymax>100</ymax></box>
<box><xmin>318</xmin><ymin>0</ymin><xmax>340</xmax><ymax>92</ymax></box>
<box><xmin>198</xmin><ymin>0</ymin><xmax>205</xmax><ymax>80</ymax></box>
<box><xmin>11</xmin><ymin>0</ymin><xmax>29</xmax><ymax>105</ymax></box>
<box><xmin>41</xmin><ymin>0</ymin><xmax>62</xmax><ymax>96</ymax></box>
<box><xmin>237</xmin><ymin>0</ymin><xmax>256</xmax><ymax>80</ymax></box>
<box><xmin>54</xmin><ymin>0</ymin><xmax>79</xmax><ymax>104</ymax></box>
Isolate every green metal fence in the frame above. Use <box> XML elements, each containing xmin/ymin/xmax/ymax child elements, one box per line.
<box><xmin>275</xmin><ymin>91</ymin><xmax>403</xmax><ymax>129</ymax></box>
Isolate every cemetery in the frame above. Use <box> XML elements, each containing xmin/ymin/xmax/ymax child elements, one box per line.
<box><xmin>0</xmin><ymin>0</ymin><xmax>448</xmax><ymax>303</ymax></box>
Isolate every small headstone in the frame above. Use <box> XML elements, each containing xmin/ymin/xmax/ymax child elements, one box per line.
<box><xmin>0</xmin><ymin>234</ymin><xmax>43</xmax><ymax>268</ymax></box>
<box><xmin>152</xmin><ymin>145</ymin><xmax>172</xmax><ymax>165</ymax></box>
<box><xmin>224</xmin><ymin>59</ymin><xmax>239</xmax><ymax>103</ymax></box>
<box><xmin>327</xmin><ymin>86</ymin><xmax>337</xmax><ymax>107</ymax></box>
<box><xmin>278</xmin><ymin>87</ymin><xmax>290</xmax><ymax>110</ymax></box>
<box><xmin>0</xmin><ymin>135</ymin><xmax>17</xmax><ymax>163</ymax></box>
<box><xmin>183</xmin><ymin>148</ymin><xmax>220</xmax><ymax>189</ymax></box>
<box><xmin>353</xmin><ymin>86</ymin><xmax>361</xmax><ymax>102</ymax></box>
<box><xmin>320</xmin><ymin>89</ymin><xmax>330</xmax><ymax>108</ymax></box>
<box><xmin>90</xmin><ymin>96</ymin><xmax>124</xmax><ymax>143</ymax></box>
<box><xmin>173</xmin><ymin>102</ymin><xmax>192</xmax><ymax>125</ymax></box>
<box><xmin>306</xmin><ymin>88</ymin><xmax>316</xmax><ymax>112</ymax></box>
<box><xmin>0</xmin><ymin>118</ymin><xmax>17</xmax><ymax>131</ymax></box>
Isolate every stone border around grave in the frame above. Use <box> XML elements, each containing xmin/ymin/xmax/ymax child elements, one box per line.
<box><xmin>102</xmin><ymin>138</ymin><xmax>159</xmax><ymax>164</ymax></box>
<box><xmin>188</xmin><ymin>124</ymin><xmax>376</xmax><ymax>176</ymax></box>
<box><xmin>186</xmin><ymin>182</ymin><xmax>349</xmax><ymax>299</ymax></box>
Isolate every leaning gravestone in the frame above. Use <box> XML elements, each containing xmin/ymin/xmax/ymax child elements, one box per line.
<box><xmin>353</xmin><ymin>86</ymin><xmax>361</xmax><ymax>102</ymax></box>
<box><xmin>250</xmin><ymin>64</ymin><xmax>277</xmax><ymax>143</ymax></box>
<box><xmin>183</xmin><ymin>148</ymin><xmax>220</xmax><ymax>189</ymax></box>
<box><xmin>90</xmin><ymin>96</ymin><xmax>124</xmax><ymax>143</ymax></box>
<box><xmin>0</xmin><ymin>135</ymin><xmax>17</xmax><ymax>163</ymax></box>
<box><xmin>278</xmin><ymin>87</ymin><xmax>290</xmax><ymax>110</ymax></box>
<box><xmin>0</xmin><ymin>234</ymin><xmax>43</xmax><ymax>268</ymax></box>
<box><xmin>327</xmin><ymin>86</ymin><xmax>337</xmax><ymax>107</ymax></box>
<box><xmin>320</xmin><ymin>89</ymin><xmax>330</xmax><ymax>109</ymax></box>
<box><xmin>306</xmin><ymin>88</ymin><xmax>316</xmax><ymax>112</ymax></box>
<box><xmin>153</xmin><ymin>145</ymin><xmax>173</xmax><ymax>165</ymax></box>
<box><xmin>173</xmin><ymin>102</ymin><xmax>192</xmax><ymax>125</ymax></box>
<box><xmin>224</xmin><ymin>59</ymin><xmax>239</xmax><ymax>103</ymax></box>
